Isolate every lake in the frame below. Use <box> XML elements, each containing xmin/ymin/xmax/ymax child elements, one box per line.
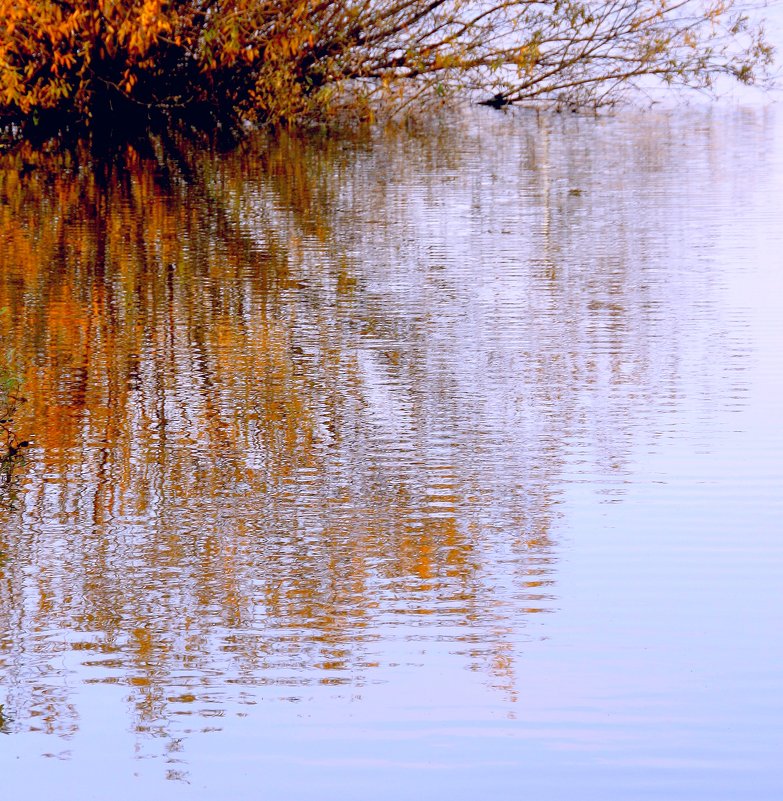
<box><xmin>1</xmin><ymin>107</ymin><xmax>782</xmax><ymax>799</ymax></box>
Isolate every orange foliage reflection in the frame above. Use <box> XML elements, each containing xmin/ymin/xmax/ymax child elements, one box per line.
<box><xmin>2</xmin><ymin>127</ymin><xmax>648</xmax><ymax>752</ymax></box>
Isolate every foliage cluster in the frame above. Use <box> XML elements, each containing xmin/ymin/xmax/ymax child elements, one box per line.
<box><xmin>0</xmin><ymin>0</ymin><xmax>774</xmax><ymax>132</ymax></box>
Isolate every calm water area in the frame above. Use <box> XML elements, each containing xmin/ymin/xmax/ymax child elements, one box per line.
<box><xmin>1</xmin><ymin>106</ymin><xmax>782</xmax><ymax>799</ymax></box>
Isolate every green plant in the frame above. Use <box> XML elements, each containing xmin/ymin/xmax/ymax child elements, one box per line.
<box><xmin>0</xmin><ymin>308</ymin><xmax>27</xmax><ymax>465</ymax></box>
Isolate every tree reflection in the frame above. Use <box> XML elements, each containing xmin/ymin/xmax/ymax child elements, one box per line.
<box><xmin>0</xmin><ymin>117</ymin><xmax>732</xmax><ymax>757</ymax></box>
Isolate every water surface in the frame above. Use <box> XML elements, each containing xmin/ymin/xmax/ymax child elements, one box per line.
<box><xmin>1</xmin><ymin>109</ymin><xmax>781</xmax><ymax>799</ymax></box>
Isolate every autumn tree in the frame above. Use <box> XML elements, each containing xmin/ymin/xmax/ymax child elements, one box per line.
<box><xmin>0</xmin><ymin>0</ymin><xmax>774</xmax><ymax>132</ymax></box>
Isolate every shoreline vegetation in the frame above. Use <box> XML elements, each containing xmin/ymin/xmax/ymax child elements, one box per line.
<box><xmin>0</xmin><ymin>0</ymin><xmax>775</xmax><ymax>141</ymax></box>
